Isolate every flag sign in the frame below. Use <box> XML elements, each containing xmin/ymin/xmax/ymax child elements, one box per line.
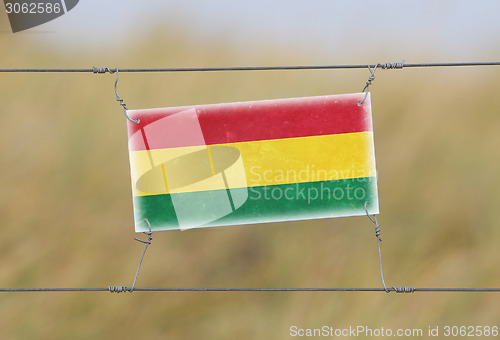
<box><xmin>127</xmin><ymin>93</ymin><xmax>379</xmax><ymax>232</ymax></box>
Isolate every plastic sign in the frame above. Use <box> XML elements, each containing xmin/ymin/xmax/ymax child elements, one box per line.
<box><xmin>127</xmin><ymin>93</ymin><xmax>379</xmax><ymax>232</ymax></box>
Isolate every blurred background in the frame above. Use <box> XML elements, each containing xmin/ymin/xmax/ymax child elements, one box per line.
<box><xmin>1</xmin><ymin>1</ymin><xmax>500</xmax><ymax>339</ymax></box>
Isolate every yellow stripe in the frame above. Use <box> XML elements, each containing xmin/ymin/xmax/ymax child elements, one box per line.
<box><xmin>129</xmin><ymin>132</ymin><xmax>376</xmax><ymax>196</ymax></box>
<box><xmin>160</xmin><ymin>163</ymin><xmax>169</xmax><ymax>193</ymax></box>
<box><xmin>206</xmin><ymin>145</ymin><xmax>216</xmax><ymax>176</ymax></box>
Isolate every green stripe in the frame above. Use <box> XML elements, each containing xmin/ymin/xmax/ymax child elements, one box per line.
<box><xmin>133</xmin><ymin>177</ymin><xmax>378</xmax><ymax>231</ymax></box>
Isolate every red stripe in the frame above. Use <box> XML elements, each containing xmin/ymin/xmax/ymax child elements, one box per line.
<box><xmin>128</xmin><ymin>93</ymin><xmax>372</xmax><ymax>151</ymax></box>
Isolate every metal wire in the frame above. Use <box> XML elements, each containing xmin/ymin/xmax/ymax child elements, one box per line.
<box><xmin>0</xmin><ymin>61</ymin><xmax>499</xmax><ymax>73</ymax></box>
<box><xmin>358</xmin><ymin>64</ymin><xmax>379</xmax><ymax>105</ymax></box>
<box><xmin>0</xmin><ymin>287</ymin><xmax>499</xmax><ymax>293</ymax></box>
<box><xmin>363</xmin><ymin>202</ymin><xmax>419</xmax><ymax>294</ymax></box>
<box><xmin>130</xmin><ymin>219</ymin><xmax>153</xmax><ymax>292</ymax></box>
<box><xmin>112</xmin><ymin>68</ymin><xmax>140</xmax><ymax>123</ymax></box>
<box><xmin>364</xmin><ymin>201</ymin><xmax>390</xmax><ymax>292</ymax></box>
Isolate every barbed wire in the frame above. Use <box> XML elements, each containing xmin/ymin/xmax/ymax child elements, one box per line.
<box><xmin>0</xmin><ymin>61</ymin><xmax>499</xmax><ymax>73</ymax></box>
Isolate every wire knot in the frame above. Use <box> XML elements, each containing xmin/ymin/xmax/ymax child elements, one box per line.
<box><xmin>358</xmin><ymin>64</ymin><xmax>379</xmax><ymax>106</ymax></box>
<box><xmin>108</xmin><ymin>286</ymin><xmax>129</xmax><ymax>293</ymax></box>
<box><xmin>365</xmin><ymin>73</ymin><xmax>375</xmax><ymax>87</ymax></box>
<box><xmin>358</xmin><ymin>61</ymin><xmax>404</xmax><ymax>105</ymax></box>
<box><xmin>374</xmin><ymin>224</ymin><xmax>382</xmax><ymax>241</ymax></box>
<box><xmin>380</xmin><ymin>61</ymin><xmax>404</xmax><ymax>69</ymax></box>
<box><xmin>391</xmin><ymin>286</ymin><xmax>416</xmax><ymax>293</ymax></box>
<box><xmin>364</xmin><ymin>201</ymin><xmax>382</xmax><ymax>242</ymax></box>
<box><xmin>134</xmin><ymin>219</ymin><xmax>153</xmax><ymax>245</ymax></box>
<box><xmin>92</xmin><ymin>67</ymin><xmax>116</xmax><ymax>74</ymax></box>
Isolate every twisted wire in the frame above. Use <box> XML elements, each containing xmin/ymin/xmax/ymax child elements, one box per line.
<box><xmin>364</xmin><ymin>202</ymin><xmax>415</xmax><ymax>294</ymax></box>
<box><xmin>364</xmin><ymin>201</ymin><xmax>390</xmax><ymax>292</ymax></box>
<box><xmin>112</xmin><ymin>68</ymin><xmax>139</xmax><ymax>123</ymax></box>
<box><xmin>380</xmin><ymin>61</ymin><xmax>404</xmax><ymax>69</ymax></box>
<box><xmin>391</xmin><ymin>286</ymin><xmax>416</xmax><ymax>293</ymax></box>
<box><xmin>92</xmin><ymin>67</ymin><xmax>115</xmax><ymax>74</ymax></box>
<box><xmin>2</xmin><ymin>61</ymin><xmax>499</xmax><ymax>73</ymax></box>
<box><xmin>1</xmin><ymin>287</ymin><xmax>499</xmax><ymax>293</ymax></box>
<box><xmin>358</xmin><ymin>64</ymin><xmax>380</xmax><ymax>106</ymax></box>
<box><xmin>108</xmin><ymin>286</ymin><xmax>129</xmax><ymax>293</ymax></box>
<box><xmin>130</xmin><ymin>219</ymin><xmax>154</xmax><ymax>292</ymax></box>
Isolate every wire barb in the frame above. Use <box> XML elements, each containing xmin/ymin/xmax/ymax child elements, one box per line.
<box><xmin>391</xmin><ymin>286</ymin><xmax>415</xmax><ymax>293</ymax></box>
<box><xmin>380</xmin><ymin>61</ymin><xmax>404</xmax><ymax>69</ymax></box>
<box><xmin>108</xmin><ymin>286</ymin><xmax>129</xmax><ymax>293</ymax></box>
<box><xmin>92</xmin><ymin>67</ymin><xmax>115</xmax><ymax>74</ymax></box>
